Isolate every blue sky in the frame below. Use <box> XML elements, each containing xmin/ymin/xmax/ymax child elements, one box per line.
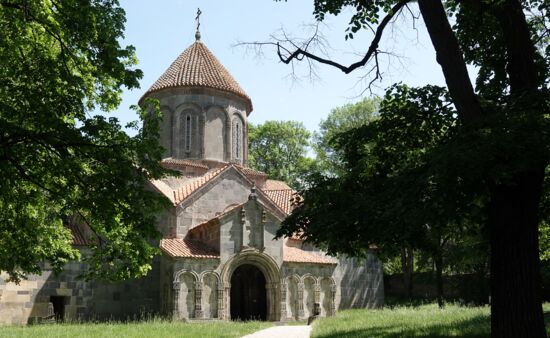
<box><xmin>116</xmin><ymin>0</ymin><xmax>450</xmax><ymax>134</ymax></box>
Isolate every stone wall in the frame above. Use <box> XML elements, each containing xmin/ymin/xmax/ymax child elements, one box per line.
<box><xmin>335</xmin><ymin>254</ymin><xmax>384</xmax><ymax>309</ymax></box>
<box><xmin>0</xmin><ymin>261</ymin><xmax>92</xmax><ymax>325</ymax></box>
<box><xmin>177</xmin><ymin>169</ymin><xmax>251</xmax><ymax>235</ymax></box>
<box><xmin>91</xmin><ymin>257</ymin><xmax>162</xmax><ymax>320</ymax></box>
<box><xmin>0</xmin><ymin>255</ymin><xmax>164</xmax><ymax>325</ymax></box>
<box><xmin>151</xmin><ymin>87</ymin><xmax>249</xmax><ymax>164</ymax></box>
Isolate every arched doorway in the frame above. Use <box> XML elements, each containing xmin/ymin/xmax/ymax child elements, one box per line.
<box><xmin>230</xmin><ymin>264</ymin><xmax>267</xmax><ymax>321</ymax></box>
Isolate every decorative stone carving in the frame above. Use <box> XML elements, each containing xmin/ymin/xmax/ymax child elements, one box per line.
<box><xmin>172</xmin><ymin>282</ymin><xmax>180</xmax><ymax>320</ymax></box>
<box><xmin>194</xmin><ymin>282</ymin><xmax>203</xmax><ymax>319</ymax></box>
<box><xmin>298</xmin><ymin>282</ymin><xmax>304</xmax><ymax>318</ymax></box>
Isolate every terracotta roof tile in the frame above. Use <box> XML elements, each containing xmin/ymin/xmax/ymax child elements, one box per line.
<box><xmin>235</xmin><ymin>165</ymin><xmax>268</xmax><ymax>178</ymax></box>
<box><xmin>141</xmin><ymin>42</ymin><xmax>252</xmax><ymax>111</ymax></box>
<box><xmin>150</xmin><ymin>179</ymin><xmax>176</xmax><ymax>204</ymax></box>
<box><xmin>172</xmin><ymin>165</ymin><xmax>228</xmax><ymax>204</ymax></box>
<box><xmin>263</xmin><ymin>179</ymin><xmax>292</xmax><ymax>191</ymax></box>
<box><xmin>162</xmin><ymin>158</ymin><xmax>209</xmax><ymax>170</ymax></box>
<box><xmin>263</xmin><ymin>189</ymin><xmax>295</xmax><ymax>215</ymax></box>
<box><xmin>283</xmin><ymin>246</ymin><xmax>337</xmax><ymax>265</ymax></box>
<box><xmin>68</xmin><ymin>222</ymin><xmax>89</xmax><ymax>246</ymax></box>
<box><xmin>160</xmin><ymin>238</ymin><xmax>219</xmax><ymax>259</ymax></box>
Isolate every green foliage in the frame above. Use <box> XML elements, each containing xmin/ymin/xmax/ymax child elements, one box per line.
<box><xmin>314</xmin><ymin>96</ymin><xmax>380</xmax><ymax>176</ymax></box>
<box><xmin>0</xmin><ymin>1</ymin><xmax>171</xmax><ymax>282</ymax></box>
<box><xmin>248</xmin><ymin>120</ymin><xmax>314</xmax><ymax>189</ymax></box>
<box><xmin>280</xmin><ymin>85</ymin><xmax>483</xmax><ymax>257</ymax></box>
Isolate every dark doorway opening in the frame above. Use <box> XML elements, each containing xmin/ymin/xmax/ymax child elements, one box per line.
<box><xmin>50</xmin><ymin>296</ymin><xmax>67</xmax><ymax>322</ymax></box>
<box><xmin>230</xmin><ymin>264</ymin><xmax>267</xmax><ymax>321</ymax></box>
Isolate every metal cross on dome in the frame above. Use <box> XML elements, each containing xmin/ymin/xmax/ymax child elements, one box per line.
<box><xmin>195</xmin><ymin>8</ymin><xmax>202</xmax><ymax>40</ymax></box>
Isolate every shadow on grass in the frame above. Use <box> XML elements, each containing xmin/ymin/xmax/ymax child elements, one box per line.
<box><xmin>314</xmin><ymin>313</ymin><xmax>490</xmax><ymax>338</ymax></box>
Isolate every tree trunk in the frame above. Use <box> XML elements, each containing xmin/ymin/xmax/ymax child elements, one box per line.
<box><xmin>434</xmin><ymin>252</ymin><xmax>444</xmax><ymax>309</ymax></box>
<box><xmin>417</xmin><ymin>0</ymin><xmax>483</xmax><ymax>125</ymax></box>
<box><xmin>419</xmin><ymin>1</ymin><xmax>547</xmax><ymax>336</ymax></box>
<box><xmin>401</xmin><ymin>247</ymin><xmax>414</xmax><ymax>298</ymax></box>
<box><xmin>489</xmin><ymin>170</ymin><xmax>546</xmax><ymax>338</ymax></box>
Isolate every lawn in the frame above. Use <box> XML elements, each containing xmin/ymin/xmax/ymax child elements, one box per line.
<box><xmin>312</xmin><ymin>303</ymin><xmax>550</xmax><ymax>338</ymax></box>
<box><xmin>0</xmin><ymin>319</ymin><xmax>271</xmax><ymax>338</ymax></box>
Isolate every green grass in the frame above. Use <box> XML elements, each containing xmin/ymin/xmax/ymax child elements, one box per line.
<box><xmin>0</xmin><ymin>319</ymin><xmax>272</xmax><ymax>338</ymax></box>
<box><xmin>312</xmin><ymin>303</ymin><xmax>550</xmax><ymax>338</ymax></box>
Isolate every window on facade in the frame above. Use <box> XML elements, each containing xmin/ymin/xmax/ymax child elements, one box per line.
<box><xmin>233</xmin><ymin>119</ymin><xmax>242</xmax><ymax>160</ymax></box>
<box><xmin>185</xmin><ymin>115</ymin><xmax>192</xmax><ymax>152</ymax></box>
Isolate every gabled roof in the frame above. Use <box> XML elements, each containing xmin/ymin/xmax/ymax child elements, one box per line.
<box><xmin>171</xmin><ymin>165</ymin><xmax>228</xmax><ymax>204</ymax></box>
<box><xmin>140</xmin><ymin>41</ymin><xmax>252</xmax><ymax>111</ymax></box>
<box><xmin>150</xmin><ymin>165</ymin><xmax>229</xmax><ymax>205</ymax></box>
<box><xmin>283</xmin><ymin>246</ymin><xmax>337</xmax><ymax>265</ymax></box>
<box><xmin>150</xmin><ymin>164</ymin><xmax>294</xmax><ymax>217</ymax></box>
<box><xmin>160</xmin><ymin>238</ymin><xmax>219</xmax><ymax>259</ymax></box>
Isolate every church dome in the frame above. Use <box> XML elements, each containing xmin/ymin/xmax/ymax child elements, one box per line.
<box><xmin>140</xmin><ymin>41</ymin><xmax>252</xmax><ymax>112</ymax></box>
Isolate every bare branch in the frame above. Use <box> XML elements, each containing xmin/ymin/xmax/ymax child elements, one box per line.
<box><xmin>274</xmin><ymin>1</ymin><xmax>409</xmax><ymax>75</ymax></box>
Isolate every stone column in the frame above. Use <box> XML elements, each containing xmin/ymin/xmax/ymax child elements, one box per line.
<box><xmin>194</xmin><ymin>282</ymin><xmax>203</xmax><ymax>319</ymax></box>
<box><xmin>314</xmin><ymin>284</ymin><xmax>321</xmax><ymax>316</ymax></box>
<box><xmin>225</xmin><ymin>286</ymin><xmax>231</xmax><ymax>320</ymax></box>
<box><xmin>266</xmin><ymin>282</ymin><xmax>279</xmax><ymax>321</ymax></box>
<box><xmin>172</xmin><ymin>282</ymin><xmax>180</xmax><ymax>320</ymax></box>
<box><xmin>217</xmin><ymin>288</ymin><xmax>224</xmax><ymax>319</ymax></box>
<box><xmin>330</xmin><ymin>284</ymin><xmax>337</xmax><ymax>316</ymax></box>
<box><xmin>280</xmin><ymin>281</ymin><xmax>287</xmax><ymax>320</ymax></box>
<box><xmin>298</xmin><ymin>282</ymin><xmax>304</xmax><ymax>319</ymax></box>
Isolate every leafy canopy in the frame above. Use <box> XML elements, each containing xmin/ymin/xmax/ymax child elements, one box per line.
<box><xmin>314</xmin><ymin>97</ymin><xmax>379</xmax><ymax>176</ymax></box>
<box><xmin>280</xmin><ymin>84</ymin><xmax>485</xmax><ymax>255</ymax></box>
<box><xmin>0</xmin><ymin>0</ymin><xmax>171</xmax><ymax>282</ymax></box>
<box><xmin>248</xmin><ymin>121</ymin><xmax>313</xmax><ymax>190</ymax></box>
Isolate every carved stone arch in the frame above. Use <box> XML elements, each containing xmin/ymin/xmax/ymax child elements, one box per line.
<box><xmin>301</xmin><ymin>273</ymin><xmax>318</xmax><ymax>285</ymax></box>
<box><xmin>173</xmin><ymin>269</ymin><xmax>199</xmax><ymax>284</ymax></box>
<box><xmin>199</xmin><ymin>270</ymin><xmax>221</xmax><ymax>284</ymax></box>
<box><xmin>221</xmin><ymin>251</ymin><xmax>280</xmax><ymax>288</ymax></box>
<box><xmin>173</xmin><ymin>269</ymin><xmax>199</xmax><ymax>319</ymax></box>
<box><xmin>286</xmin><ymin>274</ymin><xmax>301</xmax><ymax>285</ymax></box>
<box><xmin>286</xmin><ymin>274</ymin><xmax>301</xmax><ymax>320</ymax></box>
<box><xmin>221</xmin><ymin>251</ymin><xmax>281</xmax><ymax>321</ymax></box>
<box><xmin>302</xmin><ymin>274</ymin><xmax>317</xmax><ymax>318</ymax></box>
<box><xmin>230</xmin><ymin>112</ymin><xmax>245</xmax><ymax>164</ymax></box>
<box><xmin>320</xmin><ymin>277</ymin><xmax>337</xmax><ymax>317</ymax></box>
<box><xmin>173</xmin><ymin>102</ymin><xmax>203</xmax><ymax>159</ymax></box>
<box><xmin>174</xmin><ymin>102</ymin><xmax>203</xmax><ymax>115</ymax></box>
<box><xmin>200</xmin><ymin>270</ymin><xmax>221</xmax><ymax>319</ymax></box>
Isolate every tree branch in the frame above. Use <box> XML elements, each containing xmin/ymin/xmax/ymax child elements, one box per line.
<box><xmin>276</xmin><ymin>1</ymin><xmax>410</xmax><ymax>75</ymax></box>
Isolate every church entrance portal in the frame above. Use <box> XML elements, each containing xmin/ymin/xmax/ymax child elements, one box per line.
<box><xmin>230</xmin><ymin>264</ymin><xmax>267</xmax><ymax>321</ymax></box>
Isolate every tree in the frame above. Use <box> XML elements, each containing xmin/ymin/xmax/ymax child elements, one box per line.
<box><xmin>0</xmin><ymin>1</ymin><xmax>171</xmax><ymax>283</ymax></box>
<box><xmin>248</xmin><ymin>120</ymin><xmax>313</xmax><ymax>189</ymax></box>
<box><xmin>282</xmin><ymin>84</ymin><xmax>486</xmax><ymax>308</ymax></box>
<box><xmin>270</xmin><ymin>1</ymin><xmax>549</xmax><ymax>335</ymax></box>
<box><xmin>314</xmin><ymin>96</ymin><xmax>379</xmax><ymax>176</ymax></box>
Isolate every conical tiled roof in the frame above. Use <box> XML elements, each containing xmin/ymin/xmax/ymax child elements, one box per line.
<box><xmin>140</xmin><ymin>41</ymin><xmax>252</xmax><ymax>111</ymax></box>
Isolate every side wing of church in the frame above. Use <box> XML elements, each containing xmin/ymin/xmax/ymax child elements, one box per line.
<box><xmin>0</xmin><ymin>31</ymin><xmax>384</xmax><ymax>324</ymax></box>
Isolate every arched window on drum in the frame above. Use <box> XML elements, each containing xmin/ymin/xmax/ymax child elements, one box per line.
<box><xmin>232</xmin><ymin>118</ymin><xmax>242</xmax><ymax>160</ymax></box>
<box><xmin>185</xmin><ymin>114</ymin><xmax>192</xmax><ymax>153</ymax></box>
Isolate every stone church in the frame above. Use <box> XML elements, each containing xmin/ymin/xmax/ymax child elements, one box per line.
<box><xmin>0</xmin><ymin>32</ymin><xmax>384</xmax><ymax>324</ymax></box>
